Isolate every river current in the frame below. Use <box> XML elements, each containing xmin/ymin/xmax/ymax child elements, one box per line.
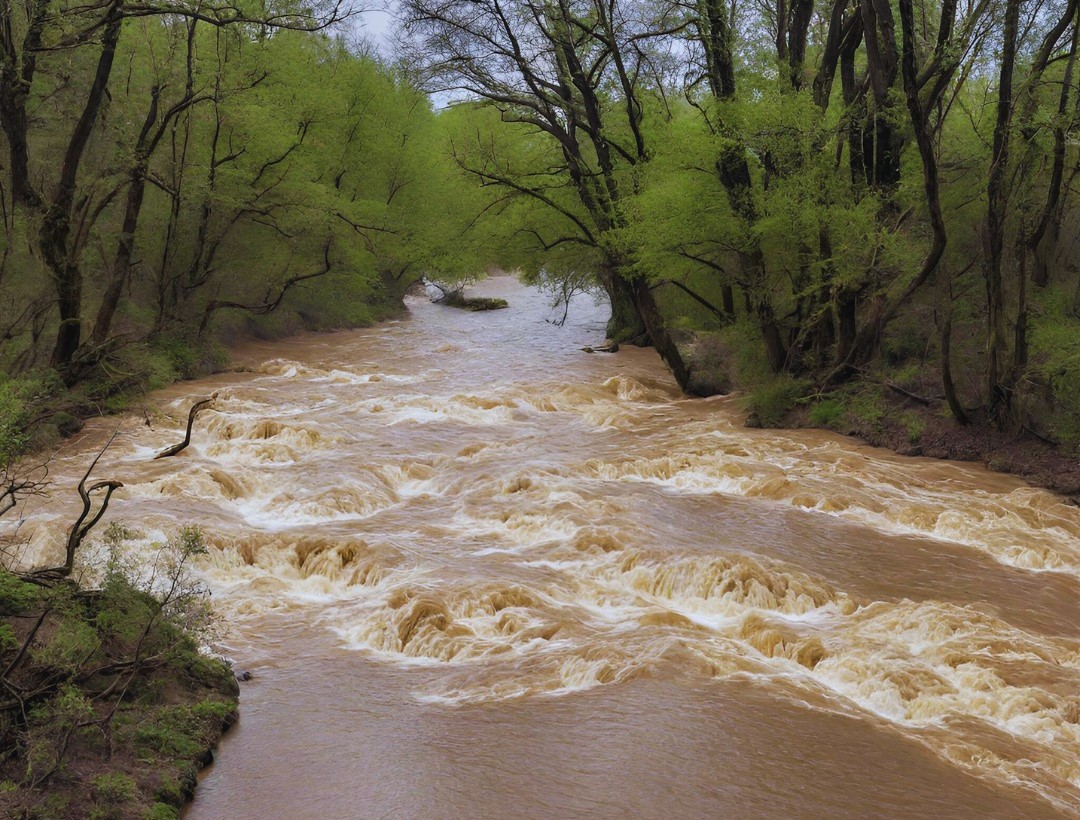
<box><xmin>15</xmin><ymin>277</ymin><xmax>1080</xmax><ymax>818</ymax></box>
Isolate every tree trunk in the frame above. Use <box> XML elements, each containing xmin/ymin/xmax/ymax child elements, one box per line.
<box><xmin>631</xmin><ymin>277</ymin><xmax>693</xmax><ymax>391</ymax></box>
<box><xmin>984</xmin><ymin>0</ymin><xmax>1020</xmax><ymax>425</ymax></box>
<box><xmin>1028</xmin><ymin>6</ymin><xmax>1079</xmax><ymax>288</ymax></box>
<box><xmin>91</xmin><ymin>169</ymin><xmax>146</xmax><ymax>346</ymax></box>
<box><xmin>0</xmin><ymin>0</ymin><xmax>48</xmax><ymax>207</ymax></box>
<box><xmin>941</xmin><ymin>273</ymin><xmax>969</xmax><ymax>425</ymax></box>
<box><xmin>603</xmin><ymin>269</ymin><xmax>648</xmax><ymax>343</ymax></box>
<box><xmin>699</xmin><ymin>0</ymin><xmax>736</xmax><ymax>99</ymax></box>
<box><xmin>759</xmin><ymin>298</ymin><xmax>788</xmax><ymax>373</ymax></box>
<box><xmin>721</xmin><ymin>284</ymin><xmax>735</xmax><ymax>317</ymax></box>
<box><xmin>92</xmin><ymin>86</ymin><xmax>162</xmax><ymax>345</ymax></box>
<box><xmin>1014</xmin><ymin>239</ymin><xmax>1028</xmax><ymax>373</ymax></box>
<box><xmin>44</xmin><ymin>12</ymin><xmax>123</xmax><ymax>369</ymax></box>
<box><xmin>834</xmin><ymin>288</ymin><xmax>858</xmax><ymax>365</ymax></box>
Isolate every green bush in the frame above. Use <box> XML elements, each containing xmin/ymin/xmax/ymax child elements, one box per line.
<box><xmin>0</xmin><ymin>378</ymin><xmax>37</xmax><ymax>464</ymax></box>
<box><xmin>32</xmin><ymin>618</ymin><xmax>98</xmax><ymax>672</ymax></box>
<box><xmin>134</xmin><ymin>701</ymin><xmax>233</xmax><ymax>759</ymax></box>
<box><xmin>153</xmin><ymin>776</ymin><xmax>184</xmax><ymax>807</ymax></box>
<box><xmin>848</xmin><ymin>389</ymin><xmax>885</xmax><ymax>427</ymax></box>
<box><xmin>748</xmin><ymin>379</ymin><xmax>810</xmax><ymax>427</ymax></box>
<box><xmin>1028</xmin><ymin>288</ymin><xmax>1080</xmax><ymax>448</ymax></box>
<box><xmin>144</xmin><ymin>803</ymin><xmax>180</xmax><ymax>820</ymax></box>
<box><xmin>808</xmin><ymin>398</ymin><xmax>844</xmax><ymax>427</ymax></box>
<box><xmin>0</xmin><ymin>569</ymin><xmax>39</xmax><ymax>614</ymax></box>
<box><xmin>92</xmin><ymin>772</ymin><xmax>137</xmax><ymax>804</ymax></box>
<box><xmin>901</xmin><ymin>411</ymin><xmax>925</xmax><ymax>445</ymax></box>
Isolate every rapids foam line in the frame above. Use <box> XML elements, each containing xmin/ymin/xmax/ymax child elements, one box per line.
<box><xmin>309</xmin><ymin>534</ymin><xmax>1080</xmax><ymax>809</ymax></box>
<box><xmin>586</xmin><ymin>442</ymin><xmax>1080</xmax><ymax>577</ymax></box>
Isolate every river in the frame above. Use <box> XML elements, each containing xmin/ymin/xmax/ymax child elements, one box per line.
<box><xmin>17</xmin><ymin>277</ymin><xmax>1080</xmax><ymax>818</ymax></box>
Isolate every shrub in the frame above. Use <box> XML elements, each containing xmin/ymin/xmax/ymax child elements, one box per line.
<box><xmin>144</xmin><ymin>803</ymin><xmax>180</xmax><ymax>820</ymax></box>
<box><xmin>32</xmin><ymin>618</ymin><xmax>98</xmax><ymax>672</ymax></box>
<box><xmin>848</xmin><ymin>389</ymin><xmax>885</xmax><ymax>428</ymax></box>
<box><xmin>134</xmin><ymin>701</ymin><xmax>233</xmax><ymax>759</ymax></box>
<box><xmin>808</xmin><ymin>398</ymin><xmax>844</xmax><ymax>427</ymax></box>
<box><xmin>0</xmin><ymin>379</ymin><xmax>35</xmax><ymax>464</ymax></box>
<box><xmin>92</xmin><ymin>772</ymin><xmax>137</xmax><ymax>804</ymax></box>
<box><xmin>748</xmin><ymin>379</ymin><xmax>810</xmax><ymax>427</ymax></box>
<box><xmin>154</xmin><ymin>776</ymin><xmax>184</xmax><ymax>807</ymax></box>
<box><xmin>0</xmin><ymin>569</ymin><xmax>39</xmax><ymax>614</ymax></box>
<box><xmin>902</xmin><ymin>411</ymin><xmax>925</xmax><ymax>445</ymax></box>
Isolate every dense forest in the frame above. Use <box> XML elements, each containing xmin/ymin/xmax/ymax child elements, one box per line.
<box><xmin>1</xmin><ymin>0</ymin><xmax>1079</xmax><ymax>453</ymax></box>
<box><xmin>400</xmin><ymin>0</ymin><xmax>1080</xmax><ymax>451</ymax></box>
<box><xmin>0</xmin><ymin>0</ymin><xmax>486</xmax><ymax>458</ymax></box>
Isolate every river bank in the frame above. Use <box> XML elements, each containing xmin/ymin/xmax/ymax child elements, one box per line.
<box><xmin>776</xmin><ymin>387</ymin><xmax>1080</xmax><ymax>504</ymax></box>
<box><xmin>0</xmin><ymin>564</ymin><xmax>239</xmax><ymax>820</ymax></box>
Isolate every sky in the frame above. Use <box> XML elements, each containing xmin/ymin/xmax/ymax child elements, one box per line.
<box><xmin>353</xmin><ymin>3</ymin><xmax>398</xmax><ymax>55</ymax></box>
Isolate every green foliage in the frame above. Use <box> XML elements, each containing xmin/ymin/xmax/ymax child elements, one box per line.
<box><xmin>152</xmin><ymin>777</ymin><xmax>184</xmax><ymax>807</ymax></box>
<box><xmin>848</xmin><ymin>390</ymin><xmax>886</xmax><ymax>429</ymax></box>
<box><xmin>0</xmin><ymin>381</ymin><xmax>33</xmax><ymax>465</ymax></box>
<box><xmin>1</xmin><ymin>527</ymin><xmax>237</xmax><ymax>815</ymax></box>
<box><xmin>808</xmin><ymin>399</ymin><xmax>845</xmax><ymax>427</ymax></box>
<box><xmin>91</xmin><ymin>772</ymin><xmax>137</xmax><ymax>805</ymax></box>
<box><xmin>0</xmin><ymin>569</ymin><xmax>39</xmax><ymax>614</ymax></box>
<box><xmin>0</xmin><ymin>373</ymin><xmax>65</xmax><ymax>462</ymax></box>
<box><xmin>32</xmin><ymin>618</ymin><xmax>98</xmax><ymax>672</ymax></box>
<box><xmin>34</xmin><ymin>793</ymin><xmax>71</xmax><ymax>817</ymax></box>
<box><xmin>748</xmin><ymin>379</ymin><xmax>811</xmax><ymax>427</ymax></box>
<box><xmin>24</xmin><ymin>685</ymin><xmax>95</xmax><ymax>784</ymax></box>
<box><xmin>0</xmin><ymin>20</ymin><xmax>467</xmax><ymax>416</ymax></box>
<box><xmin>133</xmin><ymin>701</ymin><xmax>234</xmax><ymax>759</ymax></box>
<box><xmin>1027</xmin><ymin>288</ymin><xmax>1080</xmax><ymax>448</ymax></box>
<box><xmin>144</xmin><ymin>803</ymin><xmax>180</xmax><ymax>820</ymax></box>
<box><xmin>901</xmin><ymin>411</ymin><xmax>925</xmax><ymax>445</ymax></box>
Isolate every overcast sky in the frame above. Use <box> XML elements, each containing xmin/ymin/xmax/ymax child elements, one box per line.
<box><xmin>354</xmin><ymin>3</ymin><xmax>398</xmax><ymax>54</ymax></box>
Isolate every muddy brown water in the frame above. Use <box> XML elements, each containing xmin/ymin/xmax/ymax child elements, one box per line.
<box><xmin>11</xmin><ymin>278</ymin><xmax>1080</xmax><ymax>818</ymax></box>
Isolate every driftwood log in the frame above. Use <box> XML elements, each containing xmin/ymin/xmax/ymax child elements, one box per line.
<box><xmin>153</xmin><ymin>394</ymin><xmax>218</xmax><ymax>460</ymax></box>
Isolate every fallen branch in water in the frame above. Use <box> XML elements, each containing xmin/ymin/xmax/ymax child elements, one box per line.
<box><xmin>154</xmin><ymin>394</ymin><xmax>218</xmax><ymax>460</ymax></box>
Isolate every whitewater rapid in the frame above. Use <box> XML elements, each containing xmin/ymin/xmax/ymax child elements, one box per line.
<box><xmin>12</xmin><ymin>277</ymin><xmax>1079</xmax><ymax>819</ymax></box>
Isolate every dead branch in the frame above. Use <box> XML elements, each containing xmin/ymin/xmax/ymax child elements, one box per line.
<box><xmin>153</xmin><ymin>393</ymin><xmax>218</xmax><ymax>459</ymax></box>
<box><xmin>23</xmin><ymin>429</ymin><xmax>123</xmax><ymax>579</ymax></box>
<box><xmin>0</xmin><ymin>467</ymin><xmax>49</xmax><ymax>520</ymax></box>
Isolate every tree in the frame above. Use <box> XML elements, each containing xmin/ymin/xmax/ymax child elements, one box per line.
<box><xmin>402</xmin><ymin>0</ymin><xmax>700</xmax><ymax>391</ymax></box>
<box><xmin>0</xmin><ymin>0</ymin><xmax>356</xmax><ymax>376</ymax></box>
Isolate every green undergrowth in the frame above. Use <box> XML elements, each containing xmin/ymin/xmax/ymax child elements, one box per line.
<box><xmin>0</xmin><ymin>529</ymin><xmax>239</xmax><ymax>820</ymax></box>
